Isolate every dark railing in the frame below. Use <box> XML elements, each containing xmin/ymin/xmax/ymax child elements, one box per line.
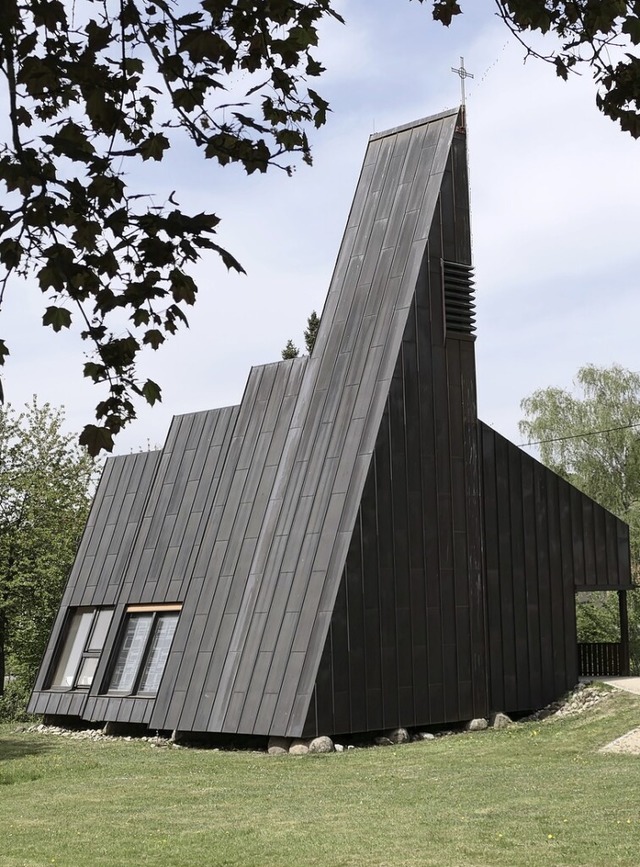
<box><xmin>578</xmin><ymin>642</ymin><xmax>622</xmax><ymax>677</ymax></box>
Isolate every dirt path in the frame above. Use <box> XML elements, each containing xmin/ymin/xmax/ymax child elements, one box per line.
<box><xmin>600</xmin><ymin>727</ymin><xmax>640</xmax><ymax>755</ymax></box>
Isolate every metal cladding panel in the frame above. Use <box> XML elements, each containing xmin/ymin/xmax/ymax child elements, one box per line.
<box><xmin>480</xmin><ymin>421</ymin><xmax>632</xmax><ymax>716</ymax></box>
<box><xmin>122</xmin><ymin>406</ymin><xmax>239</xmax><ymax>600</ymax></box>
<box><xmin>27</xmin><ymin>451</ymin><xmax>161</xmax><ymax>714</ymax></box>
<box><xmin>202</xmin><ymin>109</ymin><xmax>462</xmax><ymax>737</ymax></box>
<box><xmin>301</xmin><ymin>130</ymin><xmax>488</xmax><ymax>736</ymax></box>
<box><xmin>28</xmin><ymin>407</ymin><xmax>236</xmax><ymax>719</ymax></box>
<box><xmin>149</xmin><ymin>357</ymin><xmax>309</xmax><ymax>732</ymax></box>
<box><xmin>150</xmin><ymin>109</ymin><xmax>461</xmax><ymax>737</ymax></box>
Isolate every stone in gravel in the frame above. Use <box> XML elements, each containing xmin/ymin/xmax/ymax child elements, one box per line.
<box><xmin>267</xmin><ymin>736</ymin><xmax>290</xmax><ymax>756</ymax></box>
<box><xmin>308</xmin><ymin>736</ymin><xmax>334</xmax><ymax>753</ymax></box>
<box><xmin>289</xmin><ymin>739</ymin><xmax>309</xmax><ymax>756</ymax></box>
<box><xmin>466</xmin><ymin>718</ymin><xmax>488</xmax><ymax>732</ymax></box>
<box><xmin>386</xmin><ymin>727</ymin><xmax>410</xmax><ymax>744</ymax></box>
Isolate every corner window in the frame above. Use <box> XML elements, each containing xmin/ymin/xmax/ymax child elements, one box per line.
<box><xmin>107</xmin><ymin>605</ymin><xmax>180</xmax><ymax>696</ymax></box>
<box><xmin>50</xmin><ymin>608</ymin><xmax>113</xmax><ymax>689</ymax></box>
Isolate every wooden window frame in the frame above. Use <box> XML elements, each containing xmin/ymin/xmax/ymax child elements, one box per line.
<box><xmin>48</xmin><ymin>607</ymin><xmax>114</xmax><ymax>691</ymax></box>
<box><xmin>105</xmin><ymin>605</ymin><xmax>181</xmax><ymax>698</ymax></box>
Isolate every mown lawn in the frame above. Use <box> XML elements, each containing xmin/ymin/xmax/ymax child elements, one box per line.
<box><xmin>1</xmin><ymin>688</ymin><xmax>640</xmax><ymax>867</ymax></box>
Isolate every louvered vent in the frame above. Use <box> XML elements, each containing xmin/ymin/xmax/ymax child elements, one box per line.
<box><xmin>443</xmin><ymin>260</ymin><xmax>476</xmax><ymax>335</ymax></box>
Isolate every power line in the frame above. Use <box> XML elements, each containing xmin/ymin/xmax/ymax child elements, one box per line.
<box><xmin>519</xmin><ymin>420</ymin><xmax>640</xmax><ymax>449</ymax></box>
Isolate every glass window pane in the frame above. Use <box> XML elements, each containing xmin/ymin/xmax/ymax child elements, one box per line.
<box><xmin>87</xmin><ymin>609</ymin><xmax>113</xmax><ymax>651</ymax></box>
<box><xmin>76</xmin><ymin>656</ymin><xmax>99</xmax><ymax>688</ymax></box>
<box><xmin>50</xmin><ymin>611</ymin><xmax>94</xmax><ymax>688</ymax></box>
<box><xmin>138</xmin><ymin>614</ymin><xmax>178</xmax><ymax>694</ymax></box>
<box><xmin>109</xmin><ymin>615</ymin><xmax>153</xmax><ymax>693</ymax></box>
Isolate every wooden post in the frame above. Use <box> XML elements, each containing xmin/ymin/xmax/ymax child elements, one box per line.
<box><xmin>618</xmin><ymin>590</ymin><xmax>630</xmax><ymax>676</ymax></box>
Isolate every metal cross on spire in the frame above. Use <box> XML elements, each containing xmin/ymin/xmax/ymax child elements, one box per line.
<box><xmin>451</xmin><ymin>56</ymin><xmax>474</xmax><ymax>107</ymax></box>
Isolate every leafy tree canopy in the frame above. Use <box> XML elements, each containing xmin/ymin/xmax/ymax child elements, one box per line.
<box><xmin>430</xmin><ymin>1</ymin><xmax>640</xmax><ymax>137</ymax></box>
<box><xmin>519</xmin><ymin>363</ymin><xmax>640</xmax><ymax>548</ymax></box>
<box><xmin>0</xmin><ymin>399</ymin><xmax>94</xmax><ymax>714</ymax></box>
<box><xmin>0</xmin><ymin>0</ymin><xmax>341</xmax><ymax>455</ymax></box>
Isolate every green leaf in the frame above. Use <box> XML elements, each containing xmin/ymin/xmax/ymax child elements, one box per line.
<box><xmin>139</xmin><ymin>133</ymin><xmax>171</xmax><ymax>161</ymax></box>
<box><xmin>555</xmin><ymin>57</ymin><xmax>569</xmax><ymax>81</ymax></box>
<box><xmin>142</xmin><ymin>329</ymin><xmax>165</xmax><ymax>349</ymax></box>
<box><xmin>209</xmin><ymin>242</ymin><xmax>246</xmax><ymax>273</ymax></box>
<box><xmin>45</xmin><ymin>121</ymin><xmax>96</xmax><ymax>160</ymax></box>
<box><xmin>0</xmin><ymin>238</ymin><xmax>23</xmax><ymax>269</ymax></box>
<box><xmin>85</xmin><ymin>19</ymin><xmax>112</xmax><ymax>52</ymax></box>
<box><xmin>83</xmin><ymin>362</ymin><xmax>107</xmax><ymax>382</ymax></box>
<box><xmin>42</xmin><ymin>306</ymin><xmax>72</xmax><ymax>332</ymax></box>
<box><xmin>169</xmin><ymin>269</ymin><xmax>197</xmax><ymax>304</ymax></box>
<box><xmin>622</xmin><ymin>15</ymin><xmax>640</xmax><ymax>45</ymax></box>
<box><xmin>79</xmin><ymin>424</ymin><xmax>114</xmax><ymax>456</ymax></box>
<box><xmin>141</xmin><ymin>379</ymin><xmax>162</xmax><ymax>405</ymax></box>
<box><xmin>432</xmin><ymin>0</ymin><xmax>462</xmax><ymax>26</ymax></box>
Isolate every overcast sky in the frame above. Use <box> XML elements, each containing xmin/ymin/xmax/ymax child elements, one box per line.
<box><xmin>2</xmin><ymin>0</ymin><xmax>638</xmax><ymax>456</ymax></box>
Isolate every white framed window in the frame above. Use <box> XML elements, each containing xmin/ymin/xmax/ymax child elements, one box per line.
<box><xmin>107</xmin><ymin>605</ymin><xmax>180</xmax><ymax>696</ymax></box>
<box><xmin>50</xmin><ymin>608</ymin><xmax>113</xmax><ymax>689</ymax></box>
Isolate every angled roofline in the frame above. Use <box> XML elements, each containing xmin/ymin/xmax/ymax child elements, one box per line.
<box><xmin>369</xmin><ymin>106</ymin><xmax>460</xmax><ymax>142</ymax></box>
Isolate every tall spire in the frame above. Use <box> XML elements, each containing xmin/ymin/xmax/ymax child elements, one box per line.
<box><xmin>451</xmin><ymin>56</ymin><xmax>474</xmax><ymax>107</ymax></box>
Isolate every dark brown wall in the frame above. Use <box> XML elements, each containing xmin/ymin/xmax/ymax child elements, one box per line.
<box><xmin>480</xmin><ymin>422</ymin><xmax>632</xmax><ymax>715</ymax></box>
<box><xmin>303</xmin><ymin>131</ymin><xmax>489</xmax><ymax>737</ymax></box>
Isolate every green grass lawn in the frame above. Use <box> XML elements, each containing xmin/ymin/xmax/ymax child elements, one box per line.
<box><xmin>1</xmin><ymin>689</ymin><xmax>640</xmax><ymax>867</ymax></box>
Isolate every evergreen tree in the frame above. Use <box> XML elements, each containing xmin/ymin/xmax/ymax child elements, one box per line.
<box><xmin>304</xmin><ymin>311</ymin><xmax>321</xmax><ymax>355</ymax></box>
<box><xmin>281</xmin><ymin>339</ymin><xmax>300</xmax><ymax>360</ymax></box>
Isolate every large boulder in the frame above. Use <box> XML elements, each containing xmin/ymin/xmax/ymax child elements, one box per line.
<box><xmin>491</xmin><ymin>712</ymin><xmax>512</xmax><ymax>729</ymax></box>
<box><xmin>267</xmin><ymin>736</ymin><xmax>290</xmax><ymax>755</ymax></box>
<box><xmin>308</xmin><ymin>735</ymin><xmax>334</xmax><ymax>753</ymax></box>
<box><xmin>386</xmin><ymin>727</ymin><xmax>410</xmax><ymax>744</ymax></box>
<box><xmin>289</xmin><ymin>739</ymin><xmax>310</xmax><ymax>756</ymax></box>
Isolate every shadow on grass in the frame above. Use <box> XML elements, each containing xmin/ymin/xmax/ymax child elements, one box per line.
<box><xmin>0</xmin><ymin>736</ymin><xmax>55</xmax><ymax>762</ymax></box>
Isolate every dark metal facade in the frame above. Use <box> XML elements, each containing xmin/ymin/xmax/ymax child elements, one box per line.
<box><xmin>302</xmin><ymin>124</ymin><xmax>488</xmax><ymax>737</ymax></box>
<box><xmin>29</xmin><ymin>108</ymin><xmax>632</xmax><ymax>735</ymax></box>
<box><xmin>480</xmin><ymin>422</ymin><xmax>632</xmax><ymax>714</ymax></box>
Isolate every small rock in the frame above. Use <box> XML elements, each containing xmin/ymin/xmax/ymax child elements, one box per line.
<box><xmin>335</xmin><ymin>743</ymin><xmax>344</xmax><ymax>752</ymax></box>
<box><xmin>386</xmin><ymin>727</ymin><xmax>410</xmax><ymax>744</ymax></box>
<box><xmin>267</xmin><ymin>736</ymin><xmax>290</xmax><ymax>756</ymax></box>
<box><xmin>414</xmin><ymin>732</ymin><xmax>435</xmax><ymax>741</ymax></box>
<box><xmin>347</xmin><ymin>745</ymin><xmax>355</xmax><ymax>750</ymax></box>
<box><xmin>289</xmin><ymin>739</ymin><xmax>309</xmax><ymax>756</ymax></box>
<box><xmin>308</xmin><ymin>736</ymin><xmax>334</xmax><ymax>753</ymax></box>
<box><xmin>374</xmin><ymin>736</ymin><xmax>393</xmax><ymax>747</ymax></box>
<box><xmin>466</xmin><ymin>718</ymin><xmax>488</xmax><ymax>732</ymax></box>
<box><xmin>491</xmin><ymin>712</ymin><xmax>512</xmax><ymax>729</ymax></box>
